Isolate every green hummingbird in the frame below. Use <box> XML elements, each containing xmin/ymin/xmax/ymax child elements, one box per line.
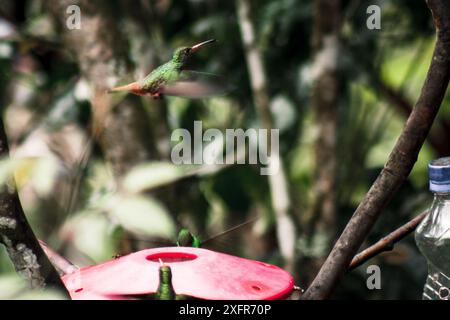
<box><xmin>111</xmin><ymin>217</ymin><xmax>259</xmax><ymax>259</ymax></box>
<box><xmin>176</xmin><ymin>228</ymin><xmax>202</xmax><ymax>247</ymax></box>
<box><xmin>108</xmin><ymin>39</ymin><xmax>223</xmax><ymax>99</ymax></box>
<box><xmin>113</xmin><ymin>218</ymin><xmax>258</xmax><ymax>256</ymax></box>
<box><xmin>175</xmin><ymin>218</ymin><xmax>257</xmax><ymax>248</ymax></box>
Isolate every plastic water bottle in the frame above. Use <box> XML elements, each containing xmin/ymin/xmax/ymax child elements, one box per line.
<box><xmin>415</xmin><ymin>157</ymin><xmax>450</xmax><ymax>300</ymax></box>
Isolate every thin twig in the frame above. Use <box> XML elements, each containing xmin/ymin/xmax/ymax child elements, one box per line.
<box><xmin>38</xmin><ymin>240</ymin><xmax>79</xmax><ymax>276</ymax></box>
<box><xmin>302</xmin><ymin>0</ymin><xmax>450</xmax><ymax>299</ymax></box>
<box><xmin>348</xmin><ymin>211</ymin><xmax>428</xmax><ymax>271</ymax></box>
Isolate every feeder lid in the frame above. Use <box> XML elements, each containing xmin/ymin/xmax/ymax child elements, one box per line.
<box><xmin>429</xmin><ymin>157</ymin><xmax>450</xmax><ymax>193</ymax></box>
<box><xmin>62</xmin><ymin>247</ymin><xmax>294</xmax><ymax>300</ymax></box>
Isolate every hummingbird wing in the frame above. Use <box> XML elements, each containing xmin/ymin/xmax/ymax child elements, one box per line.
<box><xmin>200</xmin><ymin>217</ymin><xmax>260</xmax><ymax>254</ymax></box>
<box><xmin>201</xmin><ymin>217</ymin><xmax>258</xmax><ymax>245</ymax></box>
<box><xmin>160</xmin><ymin>71</ymin><xmax>229</xmax><ymax>98</ymax></box>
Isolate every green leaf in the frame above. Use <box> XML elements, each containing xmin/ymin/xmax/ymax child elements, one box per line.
<box><xmin>0</xmin><ymin>274</ymin><xmax>26</xmax><ymax>299</ymax></box>
<box><xmin>60</xmin><ymin>210</ymin><xmax>116</xmax><ymax>262</ymax></box>
<box><xmin>0</xmin><ymin>271</ymin><xmax>65</xmax><ymax>299</ymax></box>
<box><xmin>0</xmin><ymin>157</ymin><xmax>18</xmax><ymax>185</ymax></box>
<box><xmin>107</xmin><ymin>195</ymin><xmax>175</xmax><ymax>239</ymax></box>
<box><xmin>28</xmin><ymin>156</ymin><xmax>59</xmax><ymax>196</ymax></box>
<box><xmin>123</xmin><ymin>162</ymin><xmax>185</xmax><ymax>193</ymax></box>
<box><xmin>0</xmin><ymin>156</ymin><xmax>58</xmax><ymax>196</ymax></box>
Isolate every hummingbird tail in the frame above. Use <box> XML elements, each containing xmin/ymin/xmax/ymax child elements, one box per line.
<box><xmin>107</xmin><ymin>82</ymin><xmax>140</xmax><ymax>93</ymax></box>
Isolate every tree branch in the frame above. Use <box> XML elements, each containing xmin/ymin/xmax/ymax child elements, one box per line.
<box><xmin>302</xmin><ymin>0</ymin><xmax>450</xmax><ymax>299</ymax></box>
<box><xmin>348</xmin><ymin>211</ymin><xmax>428</xmax><ymax>271</ymax></box>
<box><xmin>0</xmin><ymin>120</ymin><xmax>69</xmax><ymax>296</ymax></box>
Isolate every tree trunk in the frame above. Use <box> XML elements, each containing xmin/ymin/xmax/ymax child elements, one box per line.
<box><xmin>236</xmin><ymin>0</ymin><xmax>297</xmax><ymax>271</ymax></box>
<box><xmin>308</xmin><ymin>0</ymin><xmax>341</xmax><ymax>263</ymax></box>
<box><xmin>48</xmin><ymin>0</ymin><xmax>154</xmax><ymax>175</ymax></box>
<box><xmin>0</xmin><ymin>119</ymin><xmax>68</xmax><ymax>295</ymax></box>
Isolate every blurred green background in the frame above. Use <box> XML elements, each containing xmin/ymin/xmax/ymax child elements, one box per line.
<box><xmin>0</xmin><ymin>0</ymin><xmax>445</xmax><ymax>299</ymax></box>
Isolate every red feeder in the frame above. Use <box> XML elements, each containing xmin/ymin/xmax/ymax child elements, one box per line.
<box><xmin>62</xmin><ymin>247</ymin><xmax>294</xmax><ymax>300</ymax></box>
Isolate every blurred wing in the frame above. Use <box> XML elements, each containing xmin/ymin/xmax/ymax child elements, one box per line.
<box><xmin>161</xmin><ymin>71</ymin><xmax>229</xmax><ymax>98</ymax></box>
<box><xmin>200</xmin><ymin>217</ymin><xmax>259</xmax><ymax>253</ymax></box>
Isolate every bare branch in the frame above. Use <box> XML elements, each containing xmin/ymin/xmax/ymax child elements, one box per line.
<box><xmin>348</xmin><ymin>211</ymin><xmax>428</xmax><ymax>271</ymax></box>
<box><xmin>302</xmin><ymin>0</ymin><xmax>450</xmax><ymax>299</ymax></box>
<box><xmin>39</xmin><ymin>240</ymin><xmax>79</xmax><ymax>276</ymax></box>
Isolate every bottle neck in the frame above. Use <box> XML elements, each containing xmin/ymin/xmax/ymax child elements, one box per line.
<box><xmin>433</xmin><ymin>192</ymin><xmax>450</xmax><ymax>201</ymax></box>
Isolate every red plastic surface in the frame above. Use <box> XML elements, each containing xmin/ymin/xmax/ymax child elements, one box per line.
<box><xmin>62</xmin><ymin>247</ymin><xmax>294</xmax><ymax>300</ymax></box>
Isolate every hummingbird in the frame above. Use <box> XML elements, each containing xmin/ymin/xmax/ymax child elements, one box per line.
<box><xmin>177</xmin><ymin>228</ymin><xmax>202</xmax><ymax>247</ymax></box>
<box><xmin>108</xmin><ymin>39</ymin><xmax>223</xmax><ymax>99</ymax></box>
<box><xmin>176</xmin><ymin>218</ymin><xmax>258</xmax><ymax>248</ymax></box>
<box><xmin>113</xmin><ymin>218</ymin><xmax>258</xmax><ymax>257</ymax></box>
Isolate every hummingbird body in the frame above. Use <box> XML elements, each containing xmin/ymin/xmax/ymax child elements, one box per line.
<box><xmin>109</xmin><ymin>60</ymin><xmax>181</xmax><ymax>98</ymax></box>
<box><xmin>177</xmin><ymin>228</ymin><xmax>202</xmax><ymax>247</ymax></box>
<box><xmin>108</xmin><ymin>39</ymin><xmax>217</xmax><ymax>99</ymax></box>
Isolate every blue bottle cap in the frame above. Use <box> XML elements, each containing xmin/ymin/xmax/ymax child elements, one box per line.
<box><xmin>429</xmin><ymin>157</ymin><xmax>450</xmax><ymax>193</ymax></box>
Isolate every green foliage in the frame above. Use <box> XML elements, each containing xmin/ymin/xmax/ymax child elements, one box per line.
<box><xmin>107</xmin><ymin>195</ymin><xmax>176</xmax><ymax>239</ymax></box>
<box><xmin>0</xmin><ymin>274</ymin><xmax>66</xmax><ymax>299</ymax></box>
<box><xmin>123</xmin><ymin>162</ymin><xmax>186</xmax><ymax>193</ymax></box>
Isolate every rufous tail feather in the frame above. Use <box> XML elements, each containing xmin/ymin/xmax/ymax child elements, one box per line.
<box><xmin>107</xmin><ymin>82</ymin><xmax>140</xmax><ymax>93</ymax></box>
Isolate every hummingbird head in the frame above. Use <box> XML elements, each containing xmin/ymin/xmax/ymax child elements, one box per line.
<box><xmin>177</xmin><ymin>228</ymin><xmax>194</xmax><ymax>247</ymax></box>
<box><xmin>172</xmin><ymin>39</ymin><xmax>216</xmax><ymax>67</ymax></box>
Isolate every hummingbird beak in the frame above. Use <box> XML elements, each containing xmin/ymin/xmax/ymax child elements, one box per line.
<box><xmin>190</xmin><ymin>39</ymin><xmax>216</xmax><ymax>53</ymax></box>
